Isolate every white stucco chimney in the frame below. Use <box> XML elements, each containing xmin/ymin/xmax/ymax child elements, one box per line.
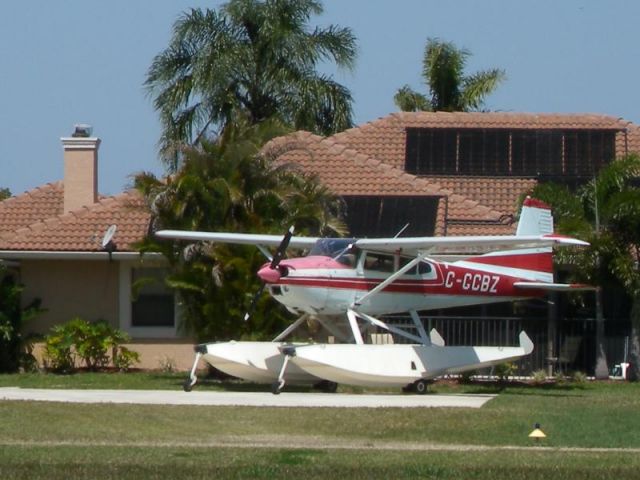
<box><xmin>61</xmin><ymin>124</ymin><xmax>100</xmax><ymax>213</ymax></box>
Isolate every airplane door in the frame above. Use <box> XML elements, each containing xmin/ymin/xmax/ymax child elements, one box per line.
<box><xmin>326</xmin><ymin>252</ymin><xmax>358</xmax><ymax>313</ymax></box>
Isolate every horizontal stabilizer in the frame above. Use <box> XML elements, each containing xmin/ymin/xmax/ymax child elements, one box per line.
<box><xmin>514</xmin><ymin>281</ymin><xmax>596</xmax><ymax>291</ymax></box>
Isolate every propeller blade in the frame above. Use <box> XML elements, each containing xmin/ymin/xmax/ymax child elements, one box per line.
<box><xmin>270</xmin><ymin>226</ymin><xmax>294</xmax><ymax>269</ymax></box>
<box><xmin>244</xmin><ymin>283</ymin><xmax>267</xmax><ymax>322</ymax></box>
<box><xmin>245</xmin><ymin>226</ymin><xmax>294</xmax><ymax>322</ymax></box>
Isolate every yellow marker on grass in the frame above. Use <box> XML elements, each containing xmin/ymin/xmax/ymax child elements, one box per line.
<box><xmin>529</xmin><ymin>422</ymin><xmax>546</xmax><ymax>440</ymax></box>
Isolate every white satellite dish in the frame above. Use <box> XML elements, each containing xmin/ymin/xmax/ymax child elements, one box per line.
<box><xmin>101</xmin><ymin>225</ymin><xmax>117</xmax><ymax>249</ymax></box>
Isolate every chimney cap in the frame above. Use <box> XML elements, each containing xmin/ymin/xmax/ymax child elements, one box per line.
<box><xmin>72</xmin><ymin>124</ymin><xmax>93</xmax><ymax>138</ymax></box>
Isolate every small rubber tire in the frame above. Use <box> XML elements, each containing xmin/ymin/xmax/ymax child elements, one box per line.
<box><xmin>322</xmin><ymin>381</ymin><xmax>338</xmax><ymax>393</ymax></box>
<box><xmin>414</xmin><ymin>379</ymin><xmax>428</xmax><ymax>395</ymax></box>
<box><xmin>183</xmin><ymin>378</ymin><xmax>194</xmax><ymax>392</ymax></box>
<box><xmin>271</xmin><ymin>381</ymin><xmax>282</xmax><ymax>395</ymax></box>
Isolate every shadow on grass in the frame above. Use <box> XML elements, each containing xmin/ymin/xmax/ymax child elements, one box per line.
<box><xmin>444</xmin><ymin>380</ymin><xmax>588</xmax><ymax>398</ymax></box>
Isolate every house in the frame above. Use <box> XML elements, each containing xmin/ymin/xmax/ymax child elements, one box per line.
<box><xmin>0</xmin><ymin>126</ymin><xmax>194</xmax><ymax>370</ymax></box>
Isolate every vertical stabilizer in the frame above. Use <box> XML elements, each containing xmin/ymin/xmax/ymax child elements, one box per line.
<box><xmin>516</xmin><ymin>197</ymin><xmax>553</xmax><ymax>236</ymax></box>
<box><xmin>463</xmin><ymin>197</ymin><xmax>555</xmax><ymax>282</ymax></box>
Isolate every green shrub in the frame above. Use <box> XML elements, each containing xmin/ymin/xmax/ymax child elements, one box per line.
<box><xmin>494</xmin><ymin>361</ymin><xmax>518</xmax><ymax>382</ymax></box>
<box><xmin>458</xmin><ymin>370</ymin><xmax>477</xmax><ymax>384</ymax></box>
<box><xmin>531</xmin><ymin>369</ymin><xmax>548</xmax><ymax>385</ymax></box>
<box><xmin>0</xmin><ymin>267</ymin><xmax>43</xmax><ymax>373</ymax></box>
<box><xmin>43</xmin><ymin>324</ymin><xmax>76</xmax><ymax>373</ymax></box>
<box><xmin>44</xmin><ymin>317</ymin><xmax>139</xmax><ymax>372</ymax></box>
<box><xmin>112</xmin><ymin>346</ymin><xmax>140</xmax><ymax>372</ymax></box>
<box><xmin>570</xmin><ymin>371</ymin><xmax>588</xmax><ymax>385</ymax></box>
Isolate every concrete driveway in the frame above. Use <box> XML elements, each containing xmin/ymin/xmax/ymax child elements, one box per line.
<box><xmin>0</xmin><ymin>387</ymin><xmax>494</xmax><ymax>408</ymax></box>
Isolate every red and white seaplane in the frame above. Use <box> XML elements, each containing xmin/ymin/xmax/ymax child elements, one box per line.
<box><xmin>156</xmin><ymin>198</ymin><xmax>590</xmax><ymax>394</ymax></box>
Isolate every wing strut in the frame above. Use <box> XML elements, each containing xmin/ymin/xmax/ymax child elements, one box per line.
<box><xmin>272</xmin><ymin>314</ymin><xmax>309</xmax><ymax>342</ymax></box>
<box><xmin>409</xmin><ymin>310</ymin><xmax>430</xmax><ymax>344</ymax></box>
<box><xmin>353</xmin><ymin>310</ymin><xmax>423</xmax><ymax>344</ymax></box>
<box><xmin>347</xmin><ymin>309</ymin><xmax>364</xmax><ymax>344</ymax></box>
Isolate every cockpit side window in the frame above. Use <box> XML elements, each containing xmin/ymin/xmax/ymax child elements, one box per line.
<box><xmin>400</xmin><ymin>257</ymin><xmax>432</xmax><ymax>275</ymax></box>
<box><xmin>364</xmin><ymin>253</ymin><xmax>395</xmax><ymax>273</ymax></box>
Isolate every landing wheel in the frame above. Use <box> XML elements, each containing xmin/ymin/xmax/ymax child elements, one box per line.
<box><xmin>183</xmin><ymin>377</ymin><xmax>195</xmax><ymax>392</ymax></box>
<box><xmin>271</xmin><ymin>380</ymin><xmax>284</xmax><ymax>395</ymax></box>
<box><xmin>413</xmin><ymin>379</ymin><xmax>429</xmax><ymax>395</ymax></box>
<box><xmin>315</xmin><ymin>380</ymin><xmax>338</xmax><ymax>393</ymax></box>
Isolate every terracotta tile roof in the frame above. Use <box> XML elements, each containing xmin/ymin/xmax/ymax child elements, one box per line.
<box><xmin>266</xmin><ymin>132</ymin><xmax>508</xmax><ymax>236</ymax></box>
<box><xmin>332</xmin><ymin>111</ymin><xmax>634</xmax><ymax>171</ymax></box>
<box><xmin>624</xmin><ymin>122</ymin><xmax>640</xmax><ymax>155</ymax></box>
<box><xmin>268</xmin><ymin>112</ymin><xmax>640</xmax><ymax>237</ymax></box>
<box><xmin>0</xmin><ymin>182</ymin><xmax>64</xmax><ymax>241</ymax></box>
<box><xmin>433</xmin><ymin>176</ymin><xmax>538</xmax><ymax>214</ymax></box>
<box><xmin>446</xmin><ymin>222</ymin><xmax>516</xmax><ymax>236</ymax></box>
<box><xmin>0</xmin><ymin>190</ymin><xmax>150</xmax><ymax>252</ymax></box>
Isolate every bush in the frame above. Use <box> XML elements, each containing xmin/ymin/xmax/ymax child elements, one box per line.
<box><xmin>458</xmin><ymin>369</ymin><xmax>477</xmax><ymax>384</ymax></box>
<box><xmin>570</xmin><ymin>371</ymin><xmax>588</xmax><ymax>385</ymax></box>
<box><xmin>531</xmin><ymin>369</ymin><xmax>548</xmax><ymax>385</ymax></box>
<box><xmin>494</xmin><ymin>361</ymin><xmax>518</xmax><ymax>382</ymax></box>
<box><xmin>44</xmin><ymin>317</ymin><xmax>139</xmax><ymax>372</ymax></box>
<box><xmin>0</xmin><ymin>268</ymin><xmax>43</xmax><ymax>372</ymax></box>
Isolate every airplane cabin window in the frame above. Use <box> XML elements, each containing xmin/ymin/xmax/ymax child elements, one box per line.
<box><xmin>364</xmin><ymin>253</ymin><xmax>394</xmax><ymax>272</ymax></box>
<box><xmin>418</xmin><ymin>261</ymin><xmax>432</xmax><ymax>274</ymax></box>
<box><xmin>336</xmin><ymin>252</ymin><xmax>357</xmax><ymax>267</ymax></box>
<box><xmin>400</xmin><ymin>257</ymin><xmax>432</xmax><ymax>275</ymax></box>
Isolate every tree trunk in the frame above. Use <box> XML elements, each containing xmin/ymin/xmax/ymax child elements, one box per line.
<box><xmin>627</xmin><ymin>297</ymin><xmax>640</xmax><ymax>381</ymax></box>
<box><xmin>546</xmin><ymin>293</ymin><xmax>558</xmax><ymax>377</ymax></box>
<box><xmin>594</xmin><ymin>287</ymin><xmax>609</xmax><ymax>379</ymax></box>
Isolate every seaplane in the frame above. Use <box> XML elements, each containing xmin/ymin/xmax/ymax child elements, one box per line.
<box><xmin>156</xmin><ymin>198</ymin><xmax>591</xmax><ymax>394</ymax></box>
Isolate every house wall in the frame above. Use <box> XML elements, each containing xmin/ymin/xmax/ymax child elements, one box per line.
<box><xmin>20</xmin><ymin>259</ymin><xmax>119</xmax><ymax>334</ymax></box>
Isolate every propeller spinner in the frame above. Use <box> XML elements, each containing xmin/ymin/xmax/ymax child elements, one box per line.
<box><xmin>244</xmin><ymin>226</ymin><xmax>294</xmax><ymax>322</ymax></box>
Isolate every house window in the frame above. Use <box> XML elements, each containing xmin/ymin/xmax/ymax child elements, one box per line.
<box><xmin>405</xmin><ymin>128</ymin><xmax>616</xmax><ymax>178</ymax></box>
<box><xmin>343</xmin><ymin>196</ymin><xmax>438</xmax><ymax>237</ymax></box>
<box><xmin>131</xmin><ymin>268</ymin><xmax>174</xmax><ymax>327</ymax></box>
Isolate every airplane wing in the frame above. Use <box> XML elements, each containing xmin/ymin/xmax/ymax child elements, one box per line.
<box><xmin>155</xmin><ymin>230</ymin><xmax>319</xmax><ymax>249</ymax></box>
<box><xmin>354</xmin><ymin>234</ymin><xmax>588</xmax><ymax>255</ymax></box>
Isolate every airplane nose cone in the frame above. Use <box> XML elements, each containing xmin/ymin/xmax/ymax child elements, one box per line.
<box><xmin>258</xmin><ymin>266</ymin><xmax>281</xmax><ymax>283</ymax></box>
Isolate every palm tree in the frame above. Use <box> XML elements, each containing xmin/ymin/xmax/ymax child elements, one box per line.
<box><xmin>134</xmin><ymin>120</ymin><xmax>346</xmax><ymax>341</ymax></box>
<box><xmin>145</xmin><ymin>0</ymin><xmax>357</xmax><ymax>170</ymax></box>
<box><xmin>394</xmin><ymin>38</ymin><xmax>505</xmax><ymax>112</ymax></box>
<box><xmin>528</xmin><ymin>154</ymin><xmax>640</xmax><ymax>380</ymax></box>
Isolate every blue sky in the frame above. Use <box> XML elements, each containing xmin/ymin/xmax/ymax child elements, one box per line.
<box><xmin>2</xmin><ymin>0</ymin><xmax>639</xmax><ymax>196</ymax></box>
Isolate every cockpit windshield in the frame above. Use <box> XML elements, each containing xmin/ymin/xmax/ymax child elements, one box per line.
<box><xmin>308</xmin><ymin>238</ymin><xmax>356</xmax><ymax>258</ymax></box>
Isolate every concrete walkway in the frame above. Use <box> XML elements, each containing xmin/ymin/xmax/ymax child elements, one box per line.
<box><xmin>0</xmin><ymin>387</ymin><xmax>494</xmax><ymax>408</ymax></box>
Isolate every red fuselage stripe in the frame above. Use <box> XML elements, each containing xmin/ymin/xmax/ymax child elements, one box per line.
<box><xmin>277</xmin><ymin>276</ymin><xmax>537</xmax><ymax>297</ymax></box>
<box><xmin>466</xmin><ymin>253</ymin><xmax>552</xmax><ymax>273</ymax></box>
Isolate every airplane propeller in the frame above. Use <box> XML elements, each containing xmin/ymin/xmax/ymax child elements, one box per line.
<box><xmin>243</xmin><ymin>226</ymin><xmax>294</xmax><ymax>322</ymax></box>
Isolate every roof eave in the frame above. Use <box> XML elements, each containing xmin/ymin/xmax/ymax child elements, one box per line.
<box><xmin>0</xmin><ymin>251</ymin><xmax>164</xmax><ymax>261</ymax></box>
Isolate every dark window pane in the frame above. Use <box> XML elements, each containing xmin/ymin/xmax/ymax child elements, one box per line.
<box><xmin>406</xmin><ymin>129</ymin><xmax>457</xmax><ymax>174</ymax></box>
<box><xmin>407</xmin><ymin>127</ymin><xmax>617</xmax><ymax>178</ymax></box>
<box><xmin>131</xmin><ymin>268</ymin><xmax>175</xmax><ymax>328</ymax></box>
<box><xmin>132</xmin><ymin>294</ymin><xmax>175</xmax><ymax>327</ymax></box>
<box><xmin>343</xmin><ymin>196</ymin><xmax>438</xmax><ymax>237</ymax></box>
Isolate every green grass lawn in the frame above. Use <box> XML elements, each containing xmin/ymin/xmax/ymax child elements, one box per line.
<box><xmin>1</xmin><ymin>373</ymin><xmax>639</xmax><ymax>479</ymax></box>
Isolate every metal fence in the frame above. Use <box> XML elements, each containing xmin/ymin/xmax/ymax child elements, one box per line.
<box><xmin>380</xmin><ymin>314</ymin><xmax>630</xmax><ymax>376</ymax></box>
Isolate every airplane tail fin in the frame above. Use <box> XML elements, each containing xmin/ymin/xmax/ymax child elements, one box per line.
<box><xmin>516</xmin><ymin>197</ymin><xmax>554</xmax><ymax>236</ymax></box>
<box><xmin>464</xmin><ymin>198</ymin><xmax>555</xmax><ymax>281</ymax></box>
